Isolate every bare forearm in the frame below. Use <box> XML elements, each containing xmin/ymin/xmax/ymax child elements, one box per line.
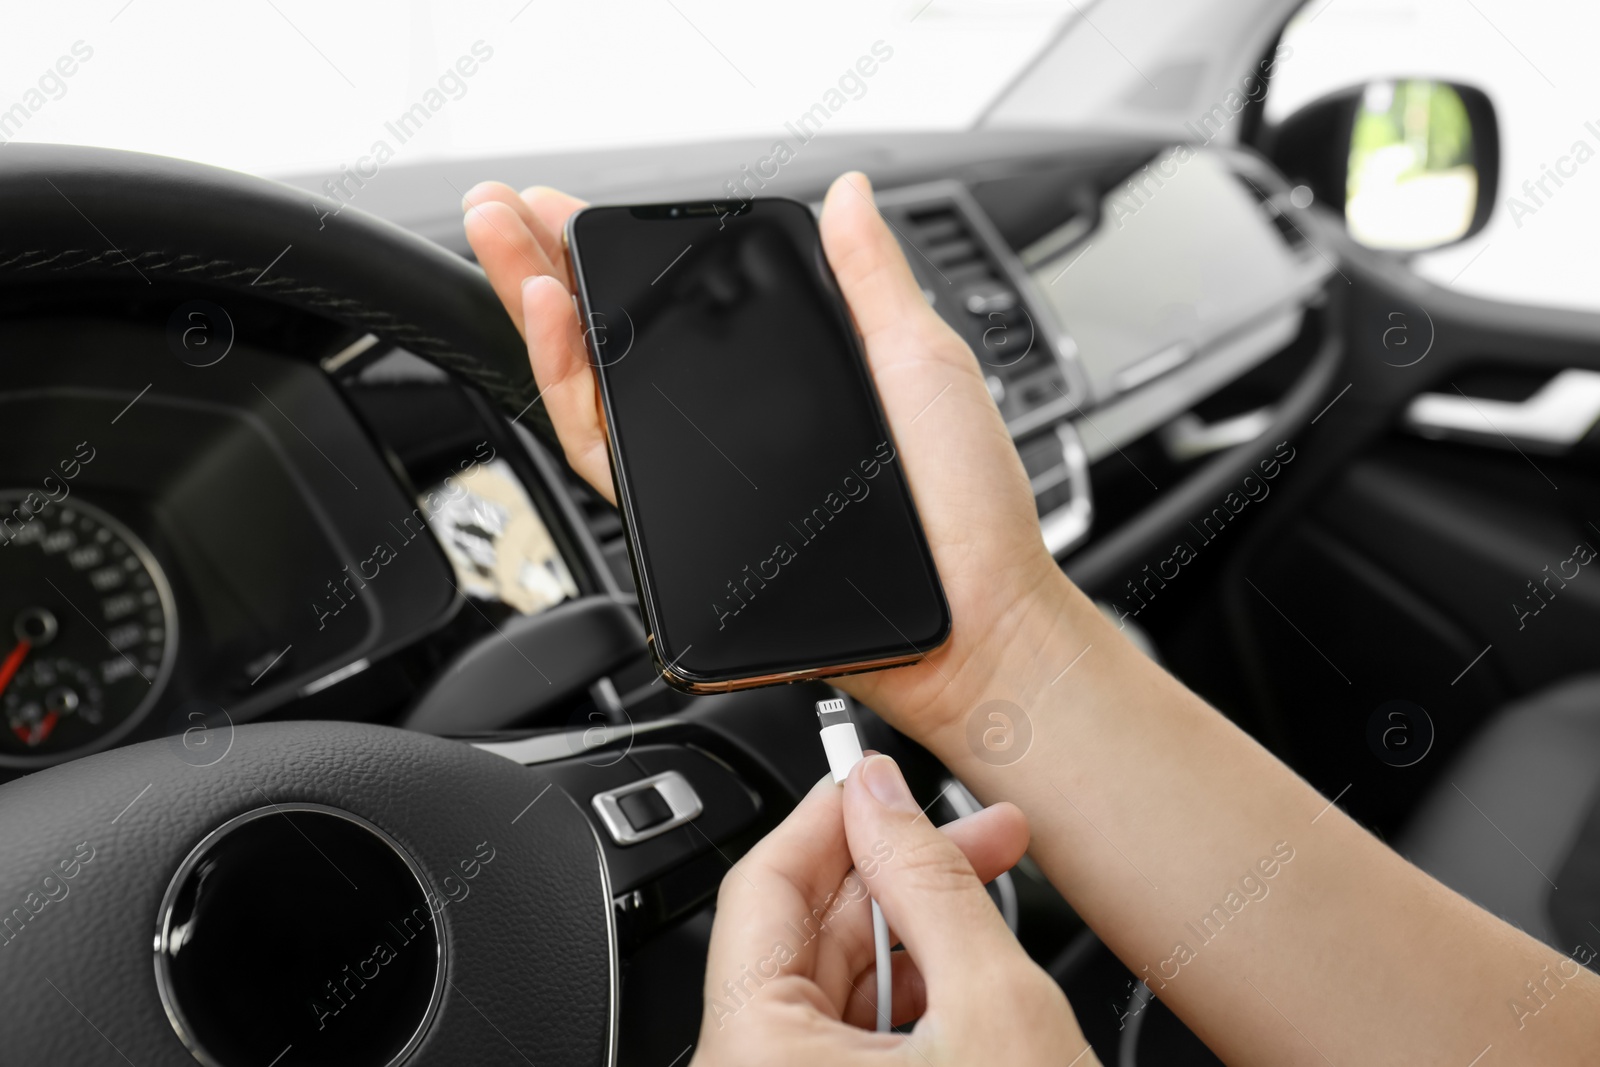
<box><xmin>911</xmin><ymin>570</ymin><xmax>1600</xmax><ymax>1065</ymax></box>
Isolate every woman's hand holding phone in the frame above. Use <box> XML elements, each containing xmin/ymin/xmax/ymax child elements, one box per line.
<box><xmin>463</xmin><ymin>172</ymin><xmax>1093</xmax><ymax>753</ymax></box>
<box><xmin>467</xmin><ymin>173</ymin><xmax>1106</xmax><ymax>1056</ymax></box>
<box><xmin>469</xmin><ymin>167</ymin><xmax>1600</xmax><ymax>1067</ymax></box>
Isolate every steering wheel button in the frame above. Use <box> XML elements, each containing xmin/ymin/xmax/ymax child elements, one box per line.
<box><xmin>618</xmin><ymin>786</ymin><xmax>675</xmax><ymax>831</ymax></box>
<box><xmin>592</xmin><ymin>770</ymin><xmax>703</xmax><ymax>846</ymax></box>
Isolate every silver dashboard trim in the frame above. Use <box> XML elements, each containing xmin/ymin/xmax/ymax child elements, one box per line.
<box><xmin>473</xmin><ymin>719</ymin><xmax>679</xmax><ymax>766</ymax></box>
<box><xmin>298</xmin><ymin>656</ymin><xmax>371</xmax><ymax>696</ymax></box>
<box><xmin>1040</xmin><ymin>423</ymin><xmax>1093</xmax><ymax>558</ymax></box>
<box><xmin>567</xmin><ymin>791</ymin><xmax>622</xmax><ymax>1067</ymax></box>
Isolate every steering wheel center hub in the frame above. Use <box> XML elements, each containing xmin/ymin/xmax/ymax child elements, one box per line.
<box><xmin>155</xmin><ymin>804</ymin><xmax>444</xmax><ymax>1067</ymax></box>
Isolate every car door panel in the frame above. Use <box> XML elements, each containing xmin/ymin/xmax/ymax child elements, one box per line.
<box><xmin>1222</xmin><ymin>231</ymin><xmax>1600</xmax><ymax>832</ymax></box>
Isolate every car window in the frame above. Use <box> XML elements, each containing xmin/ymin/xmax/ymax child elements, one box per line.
<box><xmin>0</xmin><ymin>2</ymin><xmax>1077</xmax><ymax>177</ymax></box>
<box><xmin>1267</xmin><ymin>0</ymin><xmax>1600</xmax><ymax>314</ymax></box>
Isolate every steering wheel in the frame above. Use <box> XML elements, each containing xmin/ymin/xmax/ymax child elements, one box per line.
<box><xmin>0</xmin><ymin>144</ymin><xmax>548</xmax><ymax>438</ymax></box>
<box><xmin>0</xmin><ymin>145</ymin><xmax>824</xmax><ymax>1067</ymax></box>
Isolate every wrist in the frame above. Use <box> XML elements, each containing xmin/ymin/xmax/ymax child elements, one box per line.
<box><xmin>917</xmin><ymin>563</ymin><xmax>1105</xmax><ymax>769</ymax></box>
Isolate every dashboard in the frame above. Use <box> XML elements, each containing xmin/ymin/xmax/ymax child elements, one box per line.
<box><xmin>0</xmin><ymin>136</ymin><xmax>1338</xmax><ymax>780</ymax></box>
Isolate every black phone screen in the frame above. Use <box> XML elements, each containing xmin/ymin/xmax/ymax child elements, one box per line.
<box><xmin>568</xmin><ymin>198</ymin><xmax>949</xmax><ymax>686</ymax></box>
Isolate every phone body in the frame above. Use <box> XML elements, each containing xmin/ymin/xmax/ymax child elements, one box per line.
<box><xmin>564</xmin><ymin>197</ymin><xmax>950</xmax><ymax>693</ymax></box>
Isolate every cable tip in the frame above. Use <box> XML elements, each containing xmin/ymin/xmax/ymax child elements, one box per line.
<box><xmin>815</xmin><ymin>697</ymin><xmax>851</xmax><ymax>729</ymax></box>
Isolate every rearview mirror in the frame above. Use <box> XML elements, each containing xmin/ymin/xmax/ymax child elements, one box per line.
<box><xmin>1264</xmin><ymin>79</ymin><xmax>1499</xmax><ymax>253</ymax></box>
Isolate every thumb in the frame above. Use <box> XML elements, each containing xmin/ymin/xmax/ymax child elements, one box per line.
<box><xmin>819</xmin><ymin>172</ymin><xmax>938</xmax><ymax>347</ymax></box>
<box><xmin>842</xmin><ymin>755</ymin><xmax>1027</xmax><ymax>989</ymax></box>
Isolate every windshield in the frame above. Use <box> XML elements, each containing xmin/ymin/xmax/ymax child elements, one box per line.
<box><xmin>4</xmin><ymin>1</ymin><xmax>1079</xmax><ymax>177</ymax></box>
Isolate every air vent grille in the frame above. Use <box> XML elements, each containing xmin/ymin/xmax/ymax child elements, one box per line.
<box><xmin>902</xmin><ymin>204</ymin><xmax>1003</xmax><ymax>289</ymax></box>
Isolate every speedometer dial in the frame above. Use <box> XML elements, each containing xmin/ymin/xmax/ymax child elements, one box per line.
<box><xmin>0</xmin><ymin>494</ymin><xmax>177</xmax><ymax>767</ymax></box>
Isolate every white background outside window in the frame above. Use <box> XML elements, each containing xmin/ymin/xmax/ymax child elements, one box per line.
<box><xmin>1271</xmin><ymin>0</ymin><xmax>1600</xmax><ymax>313</ymax></box>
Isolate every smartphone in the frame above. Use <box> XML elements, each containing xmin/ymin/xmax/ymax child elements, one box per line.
<box><xmin>564</xmin><ymin>197</ymin><xmax>950</xmax><ymax>693</ymax></box>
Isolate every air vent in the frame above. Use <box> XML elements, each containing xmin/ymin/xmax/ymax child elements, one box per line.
<box><xmin>1233</xmin><ymin>173</ymin><xmax>1309</xmax><ymax>253</ymax></box>
<box><xmin>901</xmin><ymin>203</ymin><xmax>1006</xmax><ymax>291</ymax></box>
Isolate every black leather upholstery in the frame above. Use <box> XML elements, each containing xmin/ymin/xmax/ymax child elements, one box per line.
<box><xmin>0</xmin><ymin>721</ymin><xmax>613</xmax><ymax>1065</ymax></box>
<box><xmin>1399</xmin><ymin>673</ymin><xmax>1600</xmax><ymax>955</ymax></box>
<box><xmin>0</xmin><ymin>143</ymin><xmax>550</xmax><ymax>439</ymax></box>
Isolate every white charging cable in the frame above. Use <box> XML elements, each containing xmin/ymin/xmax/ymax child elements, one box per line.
<box><xmin>816</xmin><ymin>697</ymin><xmax>893</xmax><ymax>1033</ymax></box>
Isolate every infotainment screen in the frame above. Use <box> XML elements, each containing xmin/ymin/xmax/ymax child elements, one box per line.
<box><xmin>1023</xmin><ymin>151</ymin><xmax>1308</xmax><ymax>404</ymax></box>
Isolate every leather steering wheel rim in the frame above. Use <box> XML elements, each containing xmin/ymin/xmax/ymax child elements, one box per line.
<box><xmin>0</xmin><ymin>142</ymin><xmax>551</xmax><ymax>440</ymax></box>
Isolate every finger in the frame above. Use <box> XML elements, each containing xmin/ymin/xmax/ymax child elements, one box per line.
<box><xmin>702</xmin><ymin>776</ymin><xmax>854</xmax><ymax>982</ymax></box>
<box><xmin>842</xmin><ymin>755</ymin><xmax>1032</xmax><ymax>990</ymax></box>
<box><xmin>841</xmin><ymin>951</ymin><xmax>928</xmax><ymax>1030</ymax></box>
<box><xmin>463</xmin><ymin>199</ymin><xmax>558</xmax><ymax>338</ymax></box>
<box><xmin>462</xmin><ymin>182</ymin><xmax>587</xmax><ymax>281</ymax></box>
<box><xmin>819</xmin><ymin>172</ymin><xmax>961</xmax><ymax>367</ymax></box>
<box><xmin>816</xmin><ymin>803</ymin><xmax>1027</xmax><ymax>961</ymax></box>
<box><xmin>811</xmin><ymin>803</ymin><xmax>1027</xmax><ymax>1002</ymax></box>
<box><xmin>520</xmin><ymin>275</ymin><xmax>616</xmax><ymax>502</ymax></box>
<box><xmin>463</xmin><ymin>180</ymin><xmax>543</xmax><ymax>236</ymax></box>
<box><xmin>939</xmin><ymin>801</ymin><xmax>1030</xmax><ymax>883</ymax></box>
<box><xmin>521</xmin><ymin>185</ymin><xmax>589</xmax><ymax>274</ymax></box>
<box><xmin>843</xmin><ymin>757</ymin><xmax>1030</xmax><ymax>894</ymax></box>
